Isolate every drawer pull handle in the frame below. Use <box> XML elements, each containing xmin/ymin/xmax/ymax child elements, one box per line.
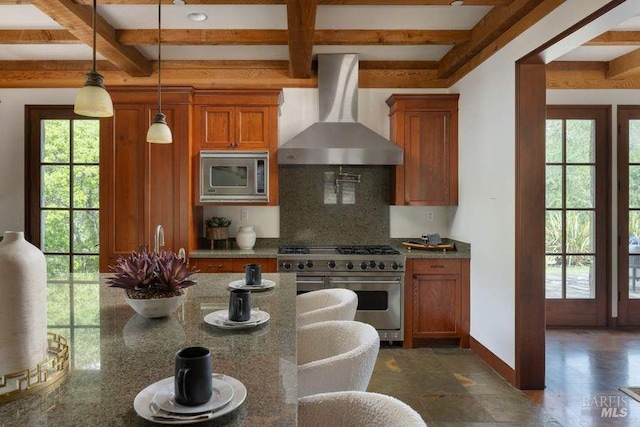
<box><xmin>431</xmin><ymin>265</ymin><xmax>445</xmax><ymax>268</ymax></box>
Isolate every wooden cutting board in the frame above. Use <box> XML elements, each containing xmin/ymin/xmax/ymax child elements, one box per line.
<box><xmin>402</xmin><ymin>241</ymin><xmax>456</xmax><ymax>251</ymax></box>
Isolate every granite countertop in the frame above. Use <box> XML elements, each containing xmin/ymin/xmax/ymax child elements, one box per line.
<box><xmin>190</xmin><ymin>239</ymin><xmax>470</xmax><ymax>260</ymax></box>
<box><xmin>0</xmin><ymin>273</ymin><xmax>298</xmax><ymax>427</ymax></box>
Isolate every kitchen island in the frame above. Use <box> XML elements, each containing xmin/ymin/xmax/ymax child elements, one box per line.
<box><xmin>0</xmin><ymin>273</ymin><xmax>297</xmax><ymax>426</ymax></box>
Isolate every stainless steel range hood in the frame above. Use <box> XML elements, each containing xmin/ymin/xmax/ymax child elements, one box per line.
<box><xmin>278</xmin><ymin>54</ymin><xmax>403</xmax><ymax>165</ymax></box>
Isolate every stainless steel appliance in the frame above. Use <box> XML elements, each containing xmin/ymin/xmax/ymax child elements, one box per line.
<box><xmin>199</xmin><ymin>151</ymin><xmax>268</xmax><ymax>202</ymax></box>
<box><xmin>277</xmin><ymin>245</ymin><xmax>405</xmax><ymax>343</ymax></box>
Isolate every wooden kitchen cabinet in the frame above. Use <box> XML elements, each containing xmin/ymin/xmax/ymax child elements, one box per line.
<box><xmin>99</xmin><ymin>88</ymin><xmax>193</xmax><ymax>271</ymax></box>
<box><xmin>404</xmin><ymin>258</ymin><xmax>470</xmax><ymax>348</ymax></box>
<box><xmin>192</xmin><ymin>90</ymin><xmax>281</xmax><ymax>206</ymax></box>
<box><xmin>189</xmin><ymin>257</ymin><xmax>277</xmax><ymax>273</ymax></box>
<box><xmin>386</xmin><ymin>94</ymin><xmax>459</xmax><ymax>206</ymax></box>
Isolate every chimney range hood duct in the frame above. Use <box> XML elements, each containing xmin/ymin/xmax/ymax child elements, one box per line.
<box><xmin>278</xmin><ymin>54</ymin><xmax>403</xmax><ymax>165</ymax></box>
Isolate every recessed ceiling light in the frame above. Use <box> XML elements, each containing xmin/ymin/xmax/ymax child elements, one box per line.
<box><xmin>450</xmin><ymin>0</ymin><xmax>464</xmax><ymax>5</ymax></box>
<box><xmin>173</xmin><ymin>0</ymin><xmax>185</xmax><ymax>5</ymax></box>
<box><xmin>187</xmin><ymin>12</ymin><xmax>208</xmax><ymax>22</ymax></box>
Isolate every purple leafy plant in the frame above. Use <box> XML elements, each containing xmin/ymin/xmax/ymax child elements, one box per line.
<box><xmin>107</xmin><ymin>248</ymin><xmax>198</xmax><ymax>295</ymax></box>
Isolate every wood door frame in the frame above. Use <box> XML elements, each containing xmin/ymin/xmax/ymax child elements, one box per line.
<box><xmin>515</xmin><ymin>0</ymin><xmax>626</xmax><ymax>390</ymax></box>
<box><xmin>544</xmin><ymin>105</ymin><xmax>611</xmax><ymax>327</ymax></box>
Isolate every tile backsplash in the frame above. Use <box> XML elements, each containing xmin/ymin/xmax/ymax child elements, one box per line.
<box><xmin>279</xmin><ymin>165</ymin><xmax>391</xmax><ymax>245</ymax></box>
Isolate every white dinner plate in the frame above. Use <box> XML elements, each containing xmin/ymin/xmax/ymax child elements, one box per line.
<box><xmin>204</xmin><ymin>309</ymin><xmax>270</xmax><ymax>329</ymax></box>
<box><xmin>134</xmin><ymin>374</ymin><xmax>247</xmax><ymax>425</ymax></box>
<box><xmin>228</xmin><ymin>279</ymin><xmax>276</xmax><ymax>291</ymax></box>
<box><xmin>152</xmin><ymin>377</ymin><xmax>234</xmax><ymax>414</ymax></box>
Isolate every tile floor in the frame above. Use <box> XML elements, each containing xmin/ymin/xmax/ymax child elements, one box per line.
<box><xmin>368</xmin><ymin>329</ymin><xmax>640</xmax><ymax>426</ymax></box>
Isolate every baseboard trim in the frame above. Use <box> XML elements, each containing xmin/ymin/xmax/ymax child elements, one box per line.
<box><xmin>470</xmin><ymin>335</ymin><xmax>516</xmax><ymax>386</ymax></box>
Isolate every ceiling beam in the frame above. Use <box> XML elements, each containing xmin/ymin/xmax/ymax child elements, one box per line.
<box><xmin>286</xmin><ymin>0</ymin><xmax>317</xmax><ymax>78</ymax></box>
<box><xmin>438</xmin><ymin>0</ymin><xmax>550</xmax><ymax>79</ymax></box>
<box><xmin>546</xmin><ymin>60</ymin><xmax>640</xmax><ymax>89</ymax></box>
<box><xmin>585</xmin><ymin>30</ymin><xmax>640</xmax><ymax>46</ymax></box>
<box><xmin>0</xmin><ymin>59</ymin><xmax>443</xmax><ymax>88</ymax></box>
<box><xmin>0</xmin><ymin>28</ymin><xmax>471</xmax><ymax>46</ymax></box>
<box><xmin>606</xmin><ymin>47</ymin><xmax>640</xmax><ymax>79</ymax></box>
<box><xmin>30</xmin><ymin>0</ymin><xmax>152</xmax><ymax>77</ymax></box>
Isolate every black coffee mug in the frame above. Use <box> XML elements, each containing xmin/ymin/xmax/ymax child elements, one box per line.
<box><xmin>245</xmin><ymin>263</ymin><xmax>262</xmax><ymax>285</ymax></box>
<box><xmin>174</xmin><ymin>346</ymin><xmax>213</xmax><ymax>406</ymax></box>
<box><xmin>229</xmin><ymin>289</ymin><xmax>251</xmax><ymax>322</ymax></box>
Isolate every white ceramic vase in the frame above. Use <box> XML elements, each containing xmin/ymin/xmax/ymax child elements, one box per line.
<box><xmin>236</xmin><ymin>225</ymin><xmax>257</xmax><ymax>250</ymax></box>
<box><xmin>124</xmin><ymin>290</ymin><xmax>186</xmax><ymax>319</ymax></box>
<box><xmin>0</xmin><ymin>231</ymin><xmax>48</xmax><ymax>376</ymax></box>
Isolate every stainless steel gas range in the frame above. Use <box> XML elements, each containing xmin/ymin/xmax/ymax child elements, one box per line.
<box><xmin>277</xmin><ymin>245</ymin><xmax>406</xmax><ymax>343</ymax></box>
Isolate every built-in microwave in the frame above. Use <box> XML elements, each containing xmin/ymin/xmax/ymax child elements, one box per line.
<box><xmin>199</xmin><ymin>151</ymin><xmax>269</xmax><ymax>203</ymax></box>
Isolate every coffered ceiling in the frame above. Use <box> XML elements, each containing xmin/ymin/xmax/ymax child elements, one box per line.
<box><xmin>0</xmin><ymin>0</ymin><xmax>638</xmax><ymax>89</ymax></box>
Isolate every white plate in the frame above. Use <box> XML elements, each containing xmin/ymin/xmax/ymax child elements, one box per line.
<box><xmin>204</xmin><ymin>309</ymin><xmax>270</xmax><ymax>329</ymax></box>
<box><xmin>152</xmin><ymin>377</ymin><xmax>234</xmax><ymax>414</ymax></box>
<box><xmin>134</xmin><ymin>374</ymin><xmax>247</xmax><ymax>425</ymax></box>
<box><xmin>228</xmin><ymin>279</ymin><xmax>276</xmax><ymax>291</ymax></box>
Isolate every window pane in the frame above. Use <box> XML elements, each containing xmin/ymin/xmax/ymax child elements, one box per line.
<box><xmin>48</xmin><ymin>283</ymin><xmax>70</xmax><ymax>324</ymax></box>
<box><xmin>630</xmin><ymin>210</ymin><xmax>640</xmax><ymax>243</ymax></box>
<box><xmin>546</xmin><ymin>119</ymin><xmax>563</xmax><ymax>163</ymax></box>
<box><xmin>73</xmin><ymin>256</ymin><xmax>99</xmax><ymax>276</ymax></box>
<box><xmin>73</xmin><ymin>166</ymin><xmax>99</xmax><ymax>208</ymax></box>
<box><xmin>74</xmin><ymin>283</ymin><xmax>100</xmax><ymax>325</ymax></box>
<box><xmin>45</xmin><ymin>255</ymin><xmax>70</xmax><ymax>280</ymax></box>
<box><xmin>629</xmin><ymin>119</ymin><xmax>640</xmax><ymax>163</ymax></box>
<box><xmin>545</xmin><ymin>166</ymin><xmax>562</xmax><ymax>208</ymax></box>
<box><xmin>566</xmin><ymin>165</ymin><xmax>594</xmax><ymax>208</ymax></box>
<box><xmin>73</xmin><ymin>120</ymin><xmax>99</xmax><ymax>163</ymax></box>
<box><xmin>545</xmin><ymin>261</ymin><xmax>562</xmax><ymax>299</ymax></box>
<box><xmin>630</xmin><ymin>253</ymin><xmax>640</xmax><ymax>300</ymax></box>
<box><xmin>42</xmin><ymin>210</ymin><xmax>70</xmax><ymax>252</ymax></box>
<box><xmin>566</xmin><ymin>119</ymin><xmax>595</xmax><ymax>163</ymax></box>
<box><xmin>566</xmin><ymin>210</ymin><xmax>594</xmax><ymax>253</ymax></box>
<box><xmin>630</xmin><ymin>166</ymin><xmax>640</xmax><ymax>208</ymax></box>
<box><xmin>42</xmin><ymin>165</ymin><xmax>70</xmax><ymax>208</ymax></box>
<box><xmin>42</xmin><ymin>120</ymin><xmax>70</xmax><ymax>163</ymax></box>
<box><xmin>566</xmin><ymin>255</ymin><xmax>595</xmax><ymax>299</ymax></box>
<box><xmin>546</xmin><ymin>210</ymin><xmax>562</xmax><ymax>253</ymax></box>
<box><xmin>73</xmin><ymin>211</ymin><xmax>99</xmax><ymax>253</ymax></box>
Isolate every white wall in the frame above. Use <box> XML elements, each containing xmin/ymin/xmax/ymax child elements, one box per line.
<box><xmin>450</xmin><ymin>0</ymin><xmax>638</xmax><ymax>368</ymax></box>
<box><xmin>547</xmin><ymin>89</ymin><xmax>640</xmax><ymax>318</ymax></box>
<box><xmin>0</xmin><ymin>89</ymin><xmax>78</xmax><ymax>234</ymax></box>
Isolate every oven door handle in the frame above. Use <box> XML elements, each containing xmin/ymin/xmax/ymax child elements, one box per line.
<box><xmin>297</xmin><ymin>279</ymin><xmax>326</xmax><ymax>285</ymax></box>
<box><xmin>329</xmin><ymin>279</ymin><xmax>401</xmax><ymax>285</ymax></box>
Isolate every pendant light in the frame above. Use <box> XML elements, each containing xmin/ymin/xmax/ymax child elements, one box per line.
<box><xmin>74</xmin><ymin>0</ymin><xmax>113</xmax><ymax>117</ymax></box>
<box><xmin>146</xmin><ymin>0</ymin><xmax>172</xmax><ymax>144</ymax></box>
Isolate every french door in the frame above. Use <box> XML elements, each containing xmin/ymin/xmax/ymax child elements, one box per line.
<box><xmin>618</xmin><ymin>106</ymin><xmax>640</xmax><ymax>325</ymax></box>
<box><xmin>544</xmin><ymin>106</ymin><xmax>610</xmax><ymax>326</ymax></box>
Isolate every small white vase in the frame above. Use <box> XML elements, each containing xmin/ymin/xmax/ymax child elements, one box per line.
<box><xmin>236</xmin><ymin>225</ymin><xmax>257</xmax><ymax>250</ymax></box>
<box><xmin>0</xmin><ymin>231</ymin><xmax>48</xmax><ymax>376</ymax></box>
<box><xmin>124</xmin><ymin>290</ymin><xmax>186</xmax><ymax>319</ymax></box>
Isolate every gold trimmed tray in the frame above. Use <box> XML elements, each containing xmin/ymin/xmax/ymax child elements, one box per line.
<box><xmin>0</xmin><ymin>332</ymin><xmax>70</xmax><ymax>403</ymax></box>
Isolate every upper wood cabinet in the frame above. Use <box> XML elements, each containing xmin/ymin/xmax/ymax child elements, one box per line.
<box><xmin>99</xmin><ymin>88</ymin><xmax>193</xmax><ymax>271</ymax></box>
<box><xmin>192</xmin><ymin>90</ymin><xmax>281</xmax><ymax>206</ymax></box>
<box><xmin>386</xmin><ymin>94</ymin><xmax>459</xmax><ymax>206</ymax></box>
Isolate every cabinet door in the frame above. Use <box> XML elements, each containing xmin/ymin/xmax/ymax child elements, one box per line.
<box><xmin>236</xmin><ymin>107</ymin><xmax>270</xmax><ymax>149</ymax></box>
<box><xmin>405</xmin><ymin>111</ymin><xmax>454</xmax><ymax>205</ymax></box>
<box><xmin>199</xmin><ymin>106</ymin><xmax>236</xmax><ymax>149</ymax></box>
<box><xmin>190</xmin><ymin>258</ymin><xmax>233</xmax><ymax>273</ymax></box>
<box><xmin>412</xmin><ymin>273</ymin><xmax>461</xmax><ymax>338</ymax></box>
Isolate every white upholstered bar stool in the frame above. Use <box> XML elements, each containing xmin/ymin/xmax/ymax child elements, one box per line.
<box><xmin>296</xmin><ymin>288</ymin><xmax>358</xmax><ymax>327</ymax></box>
<box><xmin>298</xmin><ymin>391</ymin><xmax>427</xmax><ymax>427</ymax></box>
<box><xmin>297</xmin><ymin>320</ymin><xmax>379</xmax><ymax>398</ymax></box>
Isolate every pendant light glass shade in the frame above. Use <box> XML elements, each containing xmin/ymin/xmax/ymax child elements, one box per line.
<box><xmin>147</xmin><ymin>0</ymin><xmax>172</xmax><ymax>143</ymax></box>
<box><xmin>74</xmin><ymin>0</ymin><xmax>113</xmax><ymax>117</ymax></box>
<box><xmin>146</xmin><ymin>113</ymin><xmax>173</xmax><ymax>143</ymax></box>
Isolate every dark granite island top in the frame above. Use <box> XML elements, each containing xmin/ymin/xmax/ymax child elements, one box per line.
<box><xmin>0</xmin><ymin>273</ymin><xmax>297</xmax><ymax>427</ymax></box>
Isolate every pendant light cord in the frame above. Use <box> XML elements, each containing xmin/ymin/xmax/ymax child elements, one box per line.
<box><xmin>157</xmin><ymin>0</ymin><xmax>162</xmax><ymax>115</ymax></box>
<box><xmin>92</xmin><ymin>0</ymin><xmax>97</xmax><ymax>73</ymax></box>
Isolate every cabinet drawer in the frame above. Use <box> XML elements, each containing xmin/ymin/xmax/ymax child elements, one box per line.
<box><xmin>232</xmin><ymin>258</ymin><xmax>277</xmax><ymax>273</ymax></box>
<box><xmin>191</xmin><ymin>258</ymin><xmax>233</xmax><ymax>273</ymax></box>
<box><xmin>412</xmin><ymin>259</ymin><xmax>461</xmax><ymax>275</ymax></box>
